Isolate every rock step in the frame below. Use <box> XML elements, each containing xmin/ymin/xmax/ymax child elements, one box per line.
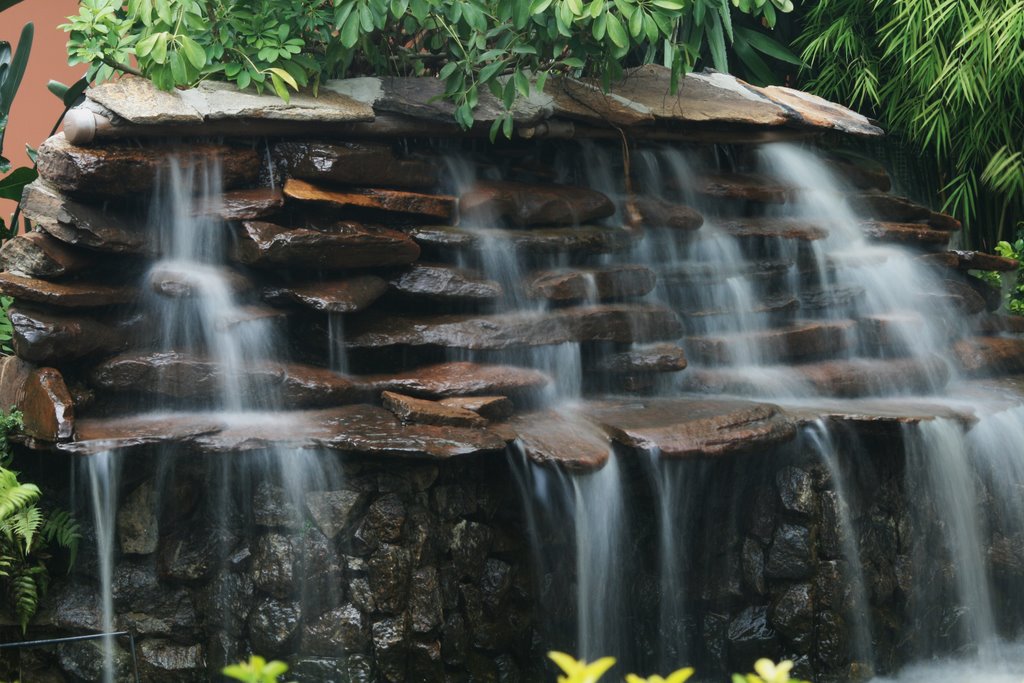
<box><xmin>381</xmin><ymin>391</ymin><xmax>488</xmax><ymax>428</ymax></box>
<box><xmin>199</xmin><ymin>188</ymin><xmax>285</xmax><ymax>221</ymax></box>
<box><xmin>35</xmin><ymin>133</ymin><xmax>260</xmax><ymax>199</ymax></box>
<box><xmin>262</xmin><ymin>275</ymin><xmax>388</xmax><ymax>313</ymax></box>
<box><xmin>343</xmin><ymin>304</ymin><xmax>683</xmax><ymax>350</ymax></box>
<box><xmin>0</xmin><ymin>230</ymin><xmax>98</xmax><ymax>280</ymax></box>
<box><xmin>283</xmin><ymin>178</ymin><xmax>455</xmax><ymax>222</ymax></box>
<box><xmin>718</xmin><ymin>219</ymin><xmax>827</xmax><ymax>242</ymax></box>
<box><xmin>20</xmin><ymin>180</ymin><xmax>152</xmax><ymax>255</ymax></box>
<box><xmin>359</xmin><ymin>361</ymin><xmax>550</xmax><ymax>401</ymax></box>
<box><xmin>975</xmin><ymin>314</ymin><xmax>1024</xmax><ymax>335</ymax></box>
<box><xmin>691</xmin><ymin>173</ymin><xmax>791</xmax><ymax>204</ymax></box>
<box><xmin>274</xmin><ymin>141</ymin><xmax>438</xmax><ymax>190</ymax></box>
<box><xmin>0</xmin><ymin>272</ymin><xmax>136</xmax><ymax>308</ymax></box>
<box><xmin>919</xmin><ymin>250</ymin><xmax>1018</xmax><ymax>273</ymax></box>
<box><xmin>656</xmin><ymin>259</ymin><xmax>794</xmax><ymax>288</ymax></box>
<box><xmin>409</xmin><ymin>225</ymin><xmax>637</xmax><ymax>258</ymax></box>
<box><xmin>851</xmin><ymin>192</ymin><xmax>961</xmax><ymax>231</ymax></box>
<box><xmin>683</xmin><ymin>320</ymin><xmax>856</xmax><ymax>365</ymax></box>
<box><xmin>526</xmin><ymin>265</ymin><xmax>656</xmax><ymax>303</ymax></box>
<box><xmin>581</xmin><ymin>397</ymin><xmax>798</xmax><ymax>459</ymax></box>
<box><xmin>60</xmin><ymin>405</ymin><xmax>509</xmax><ymax>457</ymax></box>
<box><xmin>10</xmin><ymin>306</ymin><xmax>132</xmax><ymax>365</ymax></box>
<box><xmin>682</xmin><ymin>355</ymin><xmax>951</xmax><ymax>398</ymax></box>
<box><xmin>632</xmin><ymin>197</ymin><xmax>703</xmax><ymax>231</ymax></box>
<box><xmin>953</xmin><ymin>337</ymin><xmax>1024</xmax><ymax>377</ymax></box>
<box><xmin>799</xmin><ymin>285</ymin><xmax>864</xmax><ymax>311</ymax></box>
<box><xmin>594</xmin><ymin>343</ymin><xmax>688</xmax><ymax>374</ymax></box>
<box><xmin>387</xmin><ymin>263</ymin><xmax>502</xmax><ymax>304</ymax></box>
<box><xmin>507</xmin><ymin>410</ymin><xmax>611</xmax><ymax>471</ymax></box>
<box><xmin>785</xmin><ymin>397</ymin><xmax>975</xmax><ymax>431</ymax></box>
<box><xmin>234</xmin><ymin>220</ymin><xmax>420</xmax><ymax>270</ymax></box>
<box><xmin>861</xmin><ymin>221</ymin><xmax>951</xmax><ymax>249</ymax></box>
<box><xmin>459</xmin><ymin>180</ymin><xmax>614</xmax><ymax>227</ymax></box>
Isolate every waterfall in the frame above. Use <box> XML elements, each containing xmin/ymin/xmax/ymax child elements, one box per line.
<box><xmin>83</xmin><ymin>450</ymin><xmax>122</xmax><ymax>683</ymax></box>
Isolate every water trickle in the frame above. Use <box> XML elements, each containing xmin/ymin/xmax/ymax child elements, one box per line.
<box><xmin>83</xmin><ymin>450</ymin><xmax>122</xmax><ymax>683</ymax></box>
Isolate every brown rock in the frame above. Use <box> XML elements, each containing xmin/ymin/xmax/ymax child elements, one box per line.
<box><xmin>0</xmin><ymin>272</ymin><xmax>136</xmax><ymax>308</ymax></box>
<box><xmin>275</xmin><ymin>141</ymin><xmax>438</xmax><ymax>190</ymax></box>
<box><xmin>86</xmin><ymin>74</ymin><xmax>204</xmax><ymax>124</ymax></box>
<box><xmin>263</xmin><ymin>275</ymin><xmax>388</xmax><ymax>313</ymax></box>
<box><xmin>975</xmin><ymin>314</ymin><xmax>1024</xmax><ymax>335</ymax></box>
<box><xmin>308</xmin><ymin>404</ymin><xmax>508</xmax><ymax>458</ymax></box>
<box><xmin>20</xmin><ymin>368</ymin><xmax>74</xmax><ymax>441</ymax></box>
<box><xmin>411</xmin><ymin>225</ymin><xmax>636</xmax><ymax>256</ymax></box>
<box><xmin>719</xmin><ymin>219</ymin><xmax>827</xmax><ymax>241</ymax></box>
<box><xmin>760</xmin><ymin>85</ymin><xmax>883</xmax><ymax>136</ymax></box>
<box><xmin>35</xmin><ymin>133</ymin><xmax>260</xmax><ymax>198</ymax></box>
<box><xmin>918</xmin><ymin>251</ymin><xmax>1018</xmax><ymax>273</ymax></box>
<box><xmin>931</xmin><ymin>278</ymin><xmax>989</xmax><ymax>315</ymax></box>
<box><xmin>596</xmin><ymin>343</ymin><xmax>688</xmax><ymax>374</ymax></box>
<box><xmin>507</xmin><ymin>410</ymin><xmax>610</xmax><ymax>471</ymax></box>
<box><xmin>344</xmin><ymin>304</ymin><xmax>682</xmax><ymax>350</ymax></box>
<box><xmin>684</xmin><ymin>321</ymin><xmax>856</xmax><ymax>364</ymax></box>
<box><xmin>381</xmin><ymin>391</ymin><xmax>487</xmax><ymax>428</ymax></box>
<box><xmin>459</xmin><ymin>180</ymin><xmax>614</xmax><ymax>227</ymax></box>
<box><xmin>201</xmin><ymin>188</ymin><xmax>284</xmax><ymax>221</ymax></box>
<box><xmin>0</xmin><ymin>230</ymin><xmax>96</xmax><ymax>279</ymax></box>
<box><xmin>20</xmin><ymin>181</ymin><xmax>149</xmax><ymax>254</ymax></box>
<box><xmin>582</xmin><ymin>397</ymin><xmax>797</xmax><ymax>458</ymax></box>
<box><xmin>388</xmin><ymin>264</ymin><xmax>501</xmax><ymax>303</ymax></box>
<box><xmin>235</xmin><ymin>220</ymin><xmax>420</xmax><ymax>270</ymax></box>
<box><xmin>547</xmin><ymin>76</ymin><xmax>656</xmax><ymax>127</ymax></box>
<box><xmin>953</xmin><ymin>337</ymin><xmax>1024</xmax><ymax>377</ymax></box>
<box><xmin>279</xmin><ymin>363</ymin><xmax>363</xmax><ymax>407</ymax></box>
<box><xmin>526</xmin><ymin>265</ymin><xmax>656</xmax><ymax>302</ymax></box>
<box><xmin>59</xmin><ymin>413</ymin><xmax>225</xmax><ymax>455</ymax></box>
<box><xmin>284</xmin><ymin>178</ymin><xmax>454</xmax><ymax>221</ymax></box>
<box><xmin>824</xmin><ymin>158</ymin><xmax>891</xmax><ymax>192</ymax></box>
<box><xmin>853</xmin><ymin>192</ymin><xmax>960</xmax><ymax>231</ymax></box>
<box><xmin>359</xmin><ymin>362</ymin><xmax>550</xmax><ymax>399</ymax></box>
<box><xmin>147</xmin><ymin>263</ymin><xmax>253</xmax><ymax>298</ymax></box>
<box><xmin>0</xmin><ymin>355</ymin><xmax>33</xmax><ymax>410</ymax></box>
<box><xmin>683</xmin><ymin>356</ymin><xmax>951</xmax><ymax>398</ymax></box>
<box><xmin>697</xmin><ymin>174</ymin><xmax>790</xmax><ymax>204</ymax></box>
<box><xmin>632</xmin><ymin>197</ymin><xmax>703</xmax><ymax>230</ymax></box>
<box><xmin>861</xmin><ymin>221</ymin><xmax>951</xmax><ymax>248</ymax></box>
<box><xmin>10</xmin><ymin>306</ymin><xmax>126</xmax><ymax>364</ymax></box>
<box><xmin>437</xmin><ymin>396</ymin><xmax>513</xmax><ymax>420</ymax></box>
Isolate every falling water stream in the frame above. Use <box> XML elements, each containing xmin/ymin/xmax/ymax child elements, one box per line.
<box><xmin>75</xmin><ymin>139</ymin><xmax>1024</xmax><ymax>681</ymax></box>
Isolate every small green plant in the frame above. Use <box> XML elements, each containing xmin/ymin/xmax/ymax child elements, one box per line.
<box><xmin>63</xmin><ymin>0</ymin><xmax>799</xmax><ymax>136</ymax></box>
<box><xmin>548</xmin><ymin>652</ymin><xmax>809</xmax><ymax>683</ymax></box>
<box><xmin>993</xmin><ymin>235</ymin><xmax>1024</xmax><ymax>315</ymax></box>
<box><xmin>0</xmin><ymin>411</ymin><xmax>81</xmax><ymax>633</ymax></box>
<box><xmin>222</xmin><ymin>655</ymin><xmax>294</xmax><ymax>683</ymax></box>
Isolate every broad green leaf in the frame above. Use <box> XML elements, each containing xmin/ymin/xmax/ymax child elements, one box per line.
<box><xmin>606</xmin><ymin>13</ymin><xmax>628</xmax><ymax>48</ymax></box>
<box><xmin>0</xmin><ymin>23</ymin><xmax>32</xmax><ymax>117</ymax></box>
<box><xmin>0</xmin><ymin>166</ymin><xmax>36</xmax><ymax>201</ymax></box>
<box><xmin>180</xmin><ymin>36</ymin><xmax>206</xmax><ymax>69</ymax></box>
<box><xmin>735</xmin><ymin>26</ymin><xmax>803</xmax><ymax>65</ymax></box>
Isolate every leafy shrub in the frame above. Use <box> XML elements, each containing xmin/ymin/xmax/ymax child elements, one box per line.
<box><xmin>0</xmin><ymin>411</ymin><xmax>80</xmax><ymax>633</ymax></box>
<box><xmin>64</xmin><ymin>0</ymin><xmax>797</xmax><ymax>135</ymax></box>
<box><xmin>991</xmin><ymin>235</ymin><xmax>1024</xmax><ymax>315</ymax></box>
<box><xmin>548</xmin><ymin>652</ymin><xmax>810</xmax><ymax>683</ymax></box>
<box><xmin>222</xmin><ymin>655</ymin><xmax>294</xmax><ymax>683</ymax></box>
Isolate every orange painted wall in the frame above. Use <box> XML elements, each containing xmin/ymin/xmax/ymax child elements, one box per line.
<box><xmin>2</xmin><ymin>0</ymin><xmax>83</xmax><ymax>218</ymax></box>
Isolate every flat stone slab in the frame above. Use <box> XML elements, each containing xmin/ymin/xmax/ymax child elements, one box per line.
<box><xmin>595</xmin><ymin>343</ymin><xmax>688</xmax><ymax>374</ymax></box>
<box><xmin>10</xmin><ymin>306</ymin><xmax>127</xmax><ymax>365</ymax></box>
<box><xmin>178</xmin><ymin>80</ymin><xmax>375</xmax><ymax>122</ymax></box>
<box><xmin>235</xmin><ymin>220</ymin><xmax>420</xmax><ymax>270</ymax></box>
<box><xmin>507</xmin><ymin>410</ymin><xmax>611</xmax><ymax>471</ymax></box>
<box><xmin>147</xmin><ymin>262</ymin><xmax>252</xmax><ymax>298</ymax></box>
<box><xmin>284</xmin><ymin>179</ymin><xmax>455</xmax><ymax>221</ymax></box>
<box><xmin>90</xmin><ymin>351</ymin><xmax>361</xmax><ymax>406</ymax></box>
<box><xmin>411</xmin><ymin>225</ymin><xmax>636</xmax><ymax>256</ymax></box>
<box><xmin>953</xmin><ymin>337</ymin><xmax>1024</xmax><ymax>377</ymax></box>
<box><xmin>581</xmin><ymin>397</ymin><xmax>798</xmax><ymax>458</ymax></box>
<box><xmin>783</xmin><ymin>398</ymin><xmax>976</xmax><ymax>430</ymax></box>
<box><xmin>459</xmin><ymin>181</ymin><xmax>614</xmax><ymax>227</ymax></box>
<box><xmin>344</xmin><ymin>304</ymin><xmax>682</xmax><ymax>350</ymax></box>
<box><xmin>381</xmin><ymin>391</ymin><xmax>487</xmax><ymax>428</ymax></box>
<box><xmin>36</xmin><ymin>133</ymin><xmax>259</xmax><ymax>198</ymax></box>
<box><xmin>0</xmin><ymin>231</ymin><xmax>97</xmax><ymax>280</ymax></box>
<box><xmin>387</xmin><ymin>263</ymin><xmax>502</xmax><ymax>303</ymax></box>
<box><xmin>526</xmin><ymin>265</ymin><xmax>656</xmax><ymax>302</ymax></box>
<box><xmin>263</xmin><ymin>275</ymin><xmax>388</xmax><ymax>313</ymax></box>
<box><xmin>0</xmin><ymin>272</ymin><xmax>136</xmax><ymax>308</ymax></box>
<box><xmin>759</xmin><ymin>85</ymin><xmax>883</xmax><ymax>136</ymax></box>
<box><xmin>274</xmin><ymin>141</ymin><xmax>437</xmax><ymax>190</ymax></box>
<box><xmin>860</xmin><ymin>221</ymin><xmax>951</xmax><ymax>248</ymax></box>
<box><xmin>438</xmin><ymin>396</ymin><xmax>513</xmax><ymax>421</ymax></box>
<box><xmin>59</xmin><ymin>413</ymin><xmax>225</xmax><ymax>455</ymax></box>
<box><xmin>919</xmin><ymin>251</ymin><xmax>1018</xmax><ymax>273</ymax></box>
<box><xmin>20</xmin><ymin>368</ymin><xmax>75</xmax><ymax>442</ymax></box>
<box><xmin>695</xmin><ymin>174</ymin><xmax>791</xmax><ymax>204</ymax></box>
<box><xmin>357</xmin><ymin>362</ymin><xmax>550</xmax><ymax>400</ymax></box>
<box><xmin>852</xmin><ymin>192</ymin><xmax>960</xmax><ymax>231</ymax></box>
<box><xmin>719</xmin><ymin>219</ymin><xmax>828</xmax><ymax>241</ymax></box>
<box><xmin>633</xmin><ymin>197</ymin><xmax>703</xmax><ymax>231</ymax></box>
<box><xmin>86</xmin><ymin>75</ymin><xmax>205</xmax><ymax>125</ymax></box>
<box><xmin>203</xmin><ymin>188</ymin><xmax>285</xmax><ymax>221</ymax></box>
<box><xmin>684</xmin><ymin>320</ymin><xmax>856</xmax><ymax>365</ymax></box>
<box><xmin>20</xmin><ymin>181</ymin><xmax>150</xmax><ymax>254</ymax></box>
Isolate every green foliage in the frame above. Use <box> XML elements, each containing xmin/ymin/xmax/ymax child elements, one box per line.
<box><xmin>0</xmin><ymin>296</ymin><xmax>12</xmax><ymax>355</ymax></box>
<box><xmin>64</xmin><ymin>0</ymin><xmax>798</xmax><ymax>134</ymax></box>
<box><xmin>222</xmin><ymin>655</ymin><xmax>294</xmax><ymax>683</ymax></box>
<box><xmin>0</xmin><ymin>20</ymin><xmax>36</xmax><ymax>241</ymax></box>
<box><xmin>992</xmin><ymin>233</ymin><xmax>1024</xmax><ymax>316</ymax></box>
<box><xmin>795</xmin><ymin>0</ymin><xmax>1024</xmax><ymax>248</ymax></box>
<box><xmin>548</xmin><ymin>652</ymin><xmax>809</xmax><ymax>683</ymax></box>
<box><xmin>0</xmin><ymin>411</ymin><xmax>81</xmax><ymax>633</ymax></box>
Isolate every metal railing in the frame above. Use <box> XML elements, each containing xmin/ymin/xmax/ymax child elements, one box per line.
<box><xmin>0</xmin><ymin>631</ymin><xmax>140</xmax><ymax>683</ymax></box>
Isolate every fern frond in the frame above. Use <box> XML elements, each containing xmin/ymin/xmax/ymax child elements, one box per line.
<box><xmin>41</xmin><ymin>509</ymin><xmax>81</xmax><ymax>569</ymax></box>
<box><xmin>10</xmin><ymin>571</ymin><xmax>38</xmax><ymax>633</ymax></box>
